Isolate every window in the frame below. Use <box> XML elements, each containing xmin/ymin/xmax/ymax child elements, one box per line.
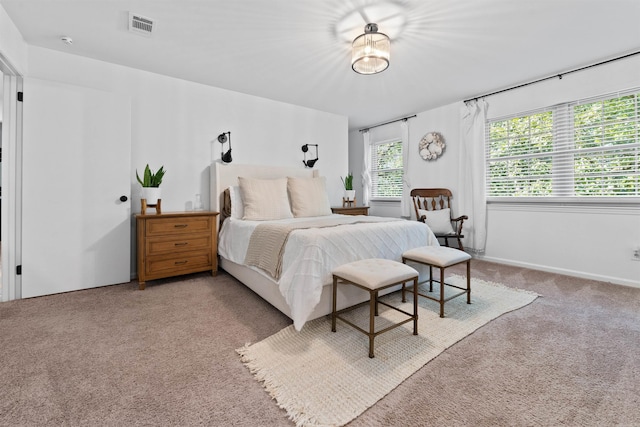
<box><xmin>487</xmin><ymin>89</ymin><xmax>640</xmax><ymax>199</ymax></box>
<box><xmin>370</xmin><ymin>139</ymin><xmax>403</xmax><ymax>199</ymax></box>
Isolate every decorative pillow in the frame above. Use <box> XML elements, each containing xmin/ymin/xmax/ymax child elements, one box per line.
<box><xmin>221</xmin><ymin>188</ymin><xmax>232</xmax><ymax>223</ymax></box>
<box><xmin>418</xmin><ymin>208</ymin><xmax>455</xmax><ymax>235</ymax></box>
<box><xmin>238</xmin><ymin>177</ymin><xmax>293</xmax><ymax>220</ymax></box>
<box><xmin>228</xmin><ymin>185</ymin><xmax>244</xmax><ymax>219</ymax></box>
<box><xmin>287</xmin><ymin>176</ymin><xmax>332</xmax><ymax>217</ymax></box>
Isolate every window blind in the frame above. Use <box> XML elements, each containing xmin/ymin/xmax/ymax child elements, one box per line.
<box><xmin>370</xmin><ymin>139</ymin><xmax>403</xmax><ymax>198</ymax></box>
<box><xmin>486</xmin><ymin>88</ymin><xmax>640</xmax><ymax>198</ymax></box>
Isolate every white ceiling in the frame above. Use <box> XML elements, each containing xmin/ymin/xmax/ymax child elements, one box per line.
<box><xmin>2</xmin><ymin>0</ymin><xmax>639</xmax><ymax>130</ymax></box>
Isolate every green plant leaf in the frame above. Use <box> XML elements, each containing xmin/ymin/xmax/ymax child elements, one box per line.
<box><xmin>137</xmin><ymin>164</ymin><xmax>165</xmax><ymax>187</ymax></box>
<box><xmin>341</xmin><ymin>172</ymin><xmax>354</xmax><ymax>190</ymax></box>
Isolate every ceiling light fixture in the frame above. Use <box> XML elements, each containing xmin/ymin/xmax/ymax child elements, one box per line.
<box><xmin>351</xmin><ymin>23</ymin><xmax>390</xmax><ymax>75</ymax></box>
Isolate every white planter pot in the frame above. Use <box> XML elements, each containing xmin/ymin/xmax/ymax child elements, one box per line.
<box><xmin>142</xmin><ymin>187</ymin><xmax>162</xmax><ymax>204</ymax></box>
<box><xmin>344</xmin><ymin>190</ymin><xmax>356</xmax><ymax>201</ymax></box>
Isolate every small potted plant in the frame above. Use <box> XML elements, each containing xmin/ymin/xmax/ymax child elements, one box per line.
<box><xmin>341</xmin><ymin>173</ymin><xmax>355</xmax><ymax>202</ymax></box>
<box><xmin>136</xmin><ymin>164</ymin><xmax>166</xmax><ymax>205</ymax></box>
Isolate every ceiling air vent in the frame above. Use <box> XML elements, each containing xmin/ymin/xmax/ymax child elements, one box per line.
<box><xmin>129</xmin><ymin>12</ymin><xmax>155</xmax><ymax>36</ymax></box>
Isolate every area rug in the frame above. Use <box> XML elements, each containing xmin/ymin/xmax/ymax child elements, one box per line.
<box><xmin>237</xmin><ymin>275</ymin><xmax>539</xmax><ymax>427</ymax></box>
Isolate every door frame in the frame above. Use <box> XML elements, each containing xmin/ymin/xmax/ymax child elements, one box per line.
<box><xmin>0</xmin><ymin>52</ymin><xmax>23</xmax><ymax>301</ymax></box>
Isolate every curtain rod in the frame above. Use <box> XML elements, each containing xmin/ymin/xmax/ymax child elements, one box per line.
<box><xmin>463</xmin><ymin>50</ymin><xmax>640</xmax><ymax>103</ymax></box>
<box><xmin>359</xmin><ymin>114</ymin><xmax>417</xmax><ymax>133</ymax></box>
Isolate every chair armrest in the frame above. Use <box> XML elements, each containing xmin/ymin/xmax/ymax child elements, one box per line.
<box><xmin>451</xmin><ymin>215</ymin><xmax>468</xmax><ymax>234</ymax></box>
<box><xmin>418</xmin><ymin>215</ymin><xmax>426</xmax><ymax>223</ymax></box>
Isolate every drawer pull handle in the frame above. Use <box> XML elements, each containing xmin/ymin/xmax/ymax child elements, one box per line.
<box><xmin>174</xmin><ymin>224</ymin><xmax>188</xmax><ymax>228</ymax></box>
<box><xmin>175</xmin><ymin>260</ymin><xmax>188</xmax><ymax>265</ymax></box>
<box><xmin>174</xmin><ymin>242</ymin><xmax>188</xmax><ymax>246</ymax></box>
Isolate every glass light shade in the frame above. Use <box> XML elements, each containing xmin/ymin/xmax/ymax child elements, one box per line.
<box><xmin>351</xmin><ymin>24</ymin><xmax>390</xmax><ymax>75</ymax></box>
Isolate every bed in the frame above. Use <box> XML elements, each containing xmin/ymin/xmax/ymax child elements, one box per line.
<box><xmin>210</xmin><ymin>162</ymin><xmax>439</xmax><ymax>330</ymax></box>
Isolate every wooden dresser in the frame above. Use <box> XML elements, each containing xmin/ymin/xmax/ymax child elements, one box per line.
<box><xmin>136</xmin><ymin>211</ymin><xmax>219</xmax><ymax>290</ymax></box>
<box><xmin>331</xmin><ymin>206</ymin><xmax>369</xmax><ymax>216</ymax></box>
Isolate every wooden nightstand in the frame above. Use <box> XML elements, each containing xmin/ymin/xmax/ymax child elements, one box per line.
<box><xmin>331</xmin><ymin>206</ymin><xmax>370</xmax><ymax>216</ymax></box>
<box><xmin>136</xmin><ymin>211</ymin><xmax>219</xmax><ymax>290</ymax></box>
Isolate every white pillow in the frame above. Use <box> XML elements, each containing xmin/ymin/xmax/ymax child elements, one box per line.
<box><xmin>238</xmin><ymin>177</ymin><xmax>293</xmax><ymax>221</ymax></box>
<box><xmin>418</xmin><ymin>208</ymin><xmax>455</xmax><ymax>235</ymax></box>
<box><xmin>228</xmin><ymin>186</ymin><xmax>244</xmax><ymax>219</ymax></box>
<box><xmin>287</xmin><ymin>176</ymin><xmax>332</xmax><ymax>217</ymax></box>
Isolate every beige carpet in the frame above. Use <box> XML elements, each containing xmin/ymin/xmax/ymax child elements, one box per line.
<box><xmin>1</xmin><ymin>261</ymin><xmax>638</xmax><ymax>426</ymax></box>
<box><xmin>237</xmin><ymin>276</ymin><xmax>539</xmax><ymax>427</ymax></box>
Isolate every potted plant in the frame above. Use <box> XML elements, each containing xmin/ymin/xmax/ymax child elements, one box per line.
<box><xmin>136</xmin><ymin>164</ymin><xmax>166</xmax><ymax>204</ymax></box>
<box><xmin>341</xmin><ymin>173</ymin><xmax>355</xmax><ymax>201</ymax></box>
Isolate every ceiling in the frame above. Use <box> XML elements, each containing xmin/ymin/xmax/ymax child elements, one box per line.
<box><xmin>2</xmin><ymin>0</ymin><xmax>639</xmax><ymax>130</ymax></box>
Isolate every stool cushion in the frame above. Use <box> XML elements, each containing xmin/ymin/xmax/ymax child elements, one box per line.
<box><xmin>403</xmin><ymin>246</ymin><xmax>471</xmax><ymax>267</ymax></box>
<box><xmin>332</xmin><ymin>259</ymin><xmax>418</xmax><ymax>290</ymax></box>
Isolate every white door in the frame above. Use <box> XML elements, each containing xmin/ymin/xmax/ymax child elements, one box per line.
<box><xmin>21</xmin><ymin>78</ymin><xmax>131</xmax><ymax>298</ymax></box>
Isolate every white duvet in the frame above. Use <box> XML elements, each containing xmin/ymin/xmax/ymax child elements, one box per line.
<box><xmin>218</xmin><ymin>214</ymin><xmax>439</xmax><ymax>330</ymax></box>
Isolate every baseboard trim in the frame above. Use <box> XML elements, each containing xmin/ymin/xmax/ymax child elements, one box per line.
<box><xmin>475</xmin><ymin>255</ymin><xmax>640</xmax><ymax>289</ymax></box>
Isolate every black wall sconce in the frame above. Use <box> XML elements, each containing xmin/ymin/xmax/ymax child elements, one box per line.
<box><xmin>301</xmin><ymin>144</ymin><xmax>319</xmax><ymax>168</ymax></box>
<box><xmin>218</xmin><ymin>131</ymin><xmax>232</xmax><ymax>163</ymax></box>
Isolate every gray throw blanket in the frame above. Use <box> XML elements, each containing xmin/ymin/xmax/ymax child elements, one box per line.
<box><xmin>244</xmin><ymin>216</ymin><xmax>391</xmax><ymax>280</ymax></box>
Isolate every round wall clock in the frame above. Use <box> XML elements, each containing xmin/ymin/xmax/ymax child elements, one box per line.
<box><xmin>419</xmin><ymin>132</ymin><xmax>445</xmax><ymax>160</ymax></box>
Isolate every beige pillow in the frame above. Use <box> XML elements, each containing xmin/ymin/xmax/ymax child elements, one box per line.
<box><xmin>287</xmin><ymin>176</ymin><xmax>332</xmax><ymax>217</ymax></box>
<box><xmin>238</xmin><ymin>177</ymin><xmax>293</xmax><ymax>220</ymax></box>
<box><xmin>418</xmin><ymin>208</ymin><xmax>455</xmax><ymax>235</ymax></box>
<box><xmin>224</xmin><ymin>185</ymin><xmax>244</xmax><ymax>219</ymax></box>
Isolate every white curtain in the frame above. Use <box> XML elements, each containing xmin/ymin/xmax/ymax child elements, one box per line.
<box><xmin>458</xmin><ymin>99</ymin><xmax>488</xmax><ymax>252</ymax></box>
<box><xmin>400</xmin><ymin>119</ymin><xmax>411</xmax><ymax>218</ymax></box>
<box><xmin>361</xmin><ymin>130</ymin><xmax>372</xmax><ymax>206</ymax></box>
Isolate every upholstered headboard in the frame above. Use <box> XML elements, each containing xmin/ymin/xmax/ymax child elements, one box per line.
<box><xmin>210</xmin><ymin>161</ymin><xmax>319</xmax><ymax>222</ymax></box>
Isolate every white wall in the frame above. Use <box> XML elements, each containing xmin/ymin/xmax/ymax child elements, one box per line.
<box><xmin>349</xmin><ymin>55</ymin><xmax>640</xmax><ymax>288</ymax></box>
<box><xmin>26</xmin><ymin>46</ymin><xmax>348</xmax><ymax>209</ymax></box>
<box><xmin>0</xmin><ymin>5</ymin><xmax>28</xmax><ymax>75</ymax></box>
<box><xmin>480</xmin><ymin>54</ymin><xmax>640</xmax><ymax>288</ymax></box>
<box><xmin>349</xmin><ymin>102</ymin><xmax>462</xmax><ymax>218</ymax></box>
<box><xmin>25</xmin><ymin>46</ymin><xmax>348</xmax><ymax>277</ymax></box>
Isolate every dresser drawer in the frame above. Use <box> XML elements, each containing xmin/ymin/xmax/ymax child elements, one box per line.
<box><xmin>145</xmin><ymin>251</ymin><xmax>213</xmax><ymax>276</ymax></box>
<box><xmin>146</xmin><ymin>234</ymin><xmax>211</xmax><ymax>255</ymax></box>
<box><xmin>136</xmin><ymin>211</ymin><xmax>219</xmax><ymax>289</ymax></box>
<box><xmin>145</xmin><ymin>216</ymin><xmax>212</xmax><ymax>237</ymax></box>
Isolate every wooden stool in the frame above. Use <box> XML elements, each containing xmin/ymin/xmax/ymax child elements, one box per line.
<box><xmin>331</xmin><ymin>259</ymin><xmax>419</xmax><ymax>358</ymax></box>
<box><xmin>402</xmin><ymin>246</ymin><xmax>471</xmax><ymax>318</ymax></box>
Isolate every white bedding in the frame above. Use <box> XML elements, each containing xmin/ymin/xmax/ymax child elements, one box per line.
<box><xmin>219</xmin><ymin>214</ymin><xmax>439</xmax><ymax>330</ymax></box>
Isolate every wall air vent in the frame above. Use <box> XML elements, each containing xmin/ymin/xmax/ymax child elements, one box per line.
<box><xmin>129</xmin><ymin>12</ymin><xmax>155</xmax><ymax>36</ymax></box>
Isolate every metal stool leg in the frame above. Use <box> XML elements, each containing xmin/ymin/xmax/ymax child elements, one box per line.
<box><xmin>331</xmin><ymin>275</ymin><xmax>338</xmax><ymax>332</ymax></box>
<box><xmin>429</xmin><ymin>265</ymin><xmax>433</xmax><ymax>292</ymax></box>
<box><xmin>374</xmin><ymin>290</ymin><xmax>380</xmax><ymax>316</ymax></box>
<box><xmin>439</xmin><ymin>267</ymin><xmax>445</xmax><ymax>318</ymax></box>
<box><xmin>369</xmin><ymin>291</ymin><xmax>376</xmax><ymax>358</ymax></box>
<box><xmin>413</xmin><ymin>277</ymin><xmax>419</xmax><ymax>335</ymax></box>
<box><xmin>467</xmin><ymin>259</ymin><xmax>471</xmax><ymax>304</ymax></box>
